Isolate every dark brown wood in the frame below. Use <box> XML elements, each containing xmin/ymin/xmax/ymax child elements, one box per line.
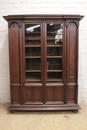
<box><xmin>3</xmin><ymin>14</ymin><xmax>84</xmax><ymax>112</ymax></box>
<box><xmin>8</xmin><ymin>21</ymin><xmax>21</xmax><ymax>105</ymax></box>
<box><xmin>9</xmin><ymin>104</ymin><xmax>80</xmax><ymax>111</ymax></box>
<box><xmin>3</xmin><ymin>14</ymin><xmax>83</xmax><ymax>20</ymax></box>
<box><xmin>19</xmin><ymin>22</ymin><xmax>25</xmax><ymax>105</ymax></box>
<box><xmin>66</xmin><ymin>20</ymin><xmax>79</xmax><ymax>104</ymax></box>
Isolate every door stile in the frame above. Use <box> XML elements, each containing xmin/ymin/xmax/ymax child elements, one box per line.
<box><xmin>63</xmin><ymin>22</ymin><xmax>67</xmax><ymax>104</ymax></box>
<box><xmin>42</xmin><ymin>21</ymin><xmax>47</xmax><ymax>104</ymax></box>
<box><xmin>41</xmin><ymin>22</ymin><xmax>44</xmax><ymax>85</ymax></box>
<box><xmin>23</xmin><ymin>22</ymin><xmax>45</xmax><ymax>104</ymax></box>
<box><xmin>20</xmin><ymin>22</ymin><xmax>25</xmax><ymax>104</ymax></box>
<box><xmin>41</xmin><ymin>21</ymin><xmax>45</xmax><ymax>104</ymax></box>
<box><xmin>44</xmin><ymin>22</ymin><xmax>47</xmax><ymax>85</ymax></box>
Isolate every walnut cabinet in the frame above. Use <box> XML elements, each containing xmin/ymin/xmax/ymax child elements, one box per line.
<box><xmin>3</xmin><ymin>15</ymin><xmax>83</xmax><ymax>111</ymax></box>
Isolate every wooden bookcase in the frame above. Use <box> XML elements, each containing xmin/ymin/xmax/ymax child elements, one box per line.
<box><xmin>3</xmin><ymin>15</ymin><xmax>83</xmax><ymax>112</ymax></box>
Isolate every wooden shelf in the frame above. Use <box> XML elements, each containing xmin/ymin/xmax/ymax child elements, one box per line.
<box><xmin>47</xmin><ymin>32</ymin><xmax>56</xmax><ymax>34</ymax></box>
<box><xmin>47</xmin><ymin>79</ymin><xmax>62</xmax><ymax>82</ymax></box>
<box><xmin>26</xmin><ymin>78</ymin><xmax>41</xmax><ymax>82</ymax></box>
<box><xmin>47</xmin><ymin>39</ymin><xmax>63</xmax><ymax>43</ymax></box>
<box><xmin>47</xmin><ymin>42</ymin><xmax>62</xmax><ymax>45</ymax></box>
<box><xmin>25</xmin><ymin>82</ymin><xmax>43</xmax><ymax>87</ymax></box>
<box><xmin>47</xmin><ymin>45</ymin><xmax>62</xmax><ymax>47</ymax></box>
<box><xmin>47</xmin><ymin>38</ymin><xmax>55</xmax><ymax>40</ymax></box>
<box><xmin>25</xmin><ymin>44</ymin><xmax>62</xmax><ymax>47</ymax></box>
<box><xmin>25</xmin><ymin>45</ymin><xmax>41</xmax><ymax>47</ymax></box>
<box><xmin>47</xmin><ymin>32</ymin><xmax>62</xmax><ymax>34</ymax></box>
<box><xmin>47</xmin><ymin>56</ymin><xmax>62</xmax><ymax>58</ymax></box>
<box><xmin>47</xmin><ymin>70</ymin><xmax>62</xmax><ymax>72</ymax></box>
<box><xmin>25</xmin><ymin>44</ymin><xmax>62</xmax><ymax>48</ymax></box>
<box><xmin>26</xmin><ymin>70</ymin><xmax>41</xmax><ymax>72</ymax></box>
<box><xmin>25</xmin><ymin>37</ymin><xmax>41</xmax><ymax>40</ymax></box>
<box><xmin>25</xmin><ymin>32</ymin><xmax>40</xmax><ymax>34</ymax></box>
<box><xmin>25</xmin><ymin>56</ymin><xmax>41</xmax><ymax>58</ymax></box>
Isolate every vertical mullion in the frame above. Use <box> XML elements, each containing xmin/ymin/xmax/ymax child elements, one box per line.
<box><xmin>60</xmin><ymin>23</ymin><xmax>65</xmax><ymax>85</ymax></box>
<box><xmin>64</xmin><ymin>23</ymin><xmax>67</xmax><ymax>104</ymax></box>
<box><xmin>44</xmin><ymin>22</ymin><xmax>47</xmax><ymax>104</ymax></box>
<box><xmin>20</xmin><ymin>23</ymin><xmax>25</xmax><ymax>104</ymax></box>
<box><xmin>42</xmin><ymin>21</ymin><xmax>47</xmax><ymax>104</ymax></box>
<box><xmin>41</xmin><ymin>22</ymin><xmax>45</xmax><ymax>103</ymax></box>
<box><xmin>41</xmin><ymin>22</ymin><xmax>43</xmax><ymax>84</ymax></box>
<box><xmin>75</xmin><ymin>25</ymin><xmax>79</xmax><ymax>104</ymax></box>
<box><xmin>44</xmin><ymin>22</ymin><xmax>47</xmax><ymax>84</ymax></box>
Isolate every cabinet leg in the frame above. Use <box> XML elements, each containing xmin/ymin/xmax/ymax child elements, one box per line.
<box><xmin>72</xmin><ymin>110</ymin><xmax>78</xmax><ymax>113</ymax></box>
<box><xmin>10</xmin><ymin>110</ymin><xmax>15</xmax><ymax>113</ymax></box>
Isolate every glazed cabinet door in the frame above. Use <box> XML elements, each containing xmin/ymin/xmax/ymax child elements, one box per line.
<box><xmin>24</xmin><ymin>22</ymin><xmax>44</xmax><ymax>104</ymax></box>
<box><xmin>44</xmin><ymin>21</ymin><xmax>66</xmax><ymax>104</ymax></box>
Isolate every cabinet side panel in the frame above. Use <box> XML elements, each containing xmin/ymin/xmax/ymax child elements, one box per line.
<box><xmin>67</xmin><ymin>22</ymin><xmax>77</xmax><ymax>82</ymax></box>
<box><xmin>9</xmin><ymin>23</ymin><xmax>20</xmax><ymax>83</ymax></box>
<box><xmin>67</xmin><ymin>22</ymin><xmax>78</xmax><ymax>103</ymax></box>
<box><xmin>11</xmin><ymin>86</ymin><xmax>20</xmax><ymax>104</ymax></box>
<box><xmin>9</xmin><ymin>22</ymin><xmax>21</xmax><ymax>104</ymax></box>
<box><xmin>67</xmin><ymin>85</ymin><xmax>75</xmax><ymax>103</ymax></box>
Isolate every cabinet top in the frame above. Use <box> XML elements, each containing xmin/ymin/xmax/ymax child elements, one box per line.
<box><xmin>3</xmin><ymin>14</ymin><xmax>84</xmax><ymax>21</ymax></box>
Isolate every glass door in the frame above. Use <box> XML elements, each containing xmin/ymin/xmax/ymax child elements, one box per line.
<box><xmin>24</xmin><ymin>21</ymin><xmax>64</xmax><ymax>104</ymax></box>
<box><xmin>46</xmin><ymin>23</ymin><xmax>63</xmax><ymax>83</ymax></box>
<box><xmin>44</xmin><ymin>22</ymin><xmax>65</xmax><ymax>104</ymax></box>
<box><xmin>24</xmin><ymin>23</ymin><xmax>44</xmax><ymax>104</ymax></box>
<box><xmin>25</xmin><ymin>23</ymin><xmax>42</xmax><ymax>82</ymax></box>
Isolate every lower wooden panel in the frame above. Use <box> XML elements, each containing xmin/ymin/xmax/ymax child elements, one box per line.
<box><xmin>67</xmin><ymin>85</ymin><xmax>76</xmax><ymax>103</ymax></box>
<box><xmin>11</xmin><ymin>86</ymin><xmax>20</xmax><ymax>104</ymax></box>
<box><xmin>24</xmin><ymin>86</ymin><xmax>43</xmax><ymax>104</ymax></box>
<box><xmin>9</xmin><ymin>104</ymin><xmax>80</xmax><ymax>111</ymax></box>
<box><xmin>45</xmin><ymin>86</ymin><xmax>64</xmax><ymax>104</ymax></box>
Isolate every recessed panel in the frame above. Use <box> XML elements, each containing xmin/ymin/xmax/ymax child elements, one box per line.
<box><xmin>25</xmin><ymin>87</ymin><xmax>43</xmax><ymax>104</ymax></box>
<box><xmin>45</xmin><ymin>86</ymin><xmax>64</xmax><ymax>104</ymax></box>
<box><xmin>11</xmin><ymin>86</ymin><xmax>20</xmax><ymax>103</ymax></box>
<box><xmin>67</xmin><ymin>22</ymin><xmax>77</xmax><ymax>82</ymax></box>
<box><xmin>10</xmin><ymin>23</ymin><xmax>20</xmax><ymax>83</ymax></box>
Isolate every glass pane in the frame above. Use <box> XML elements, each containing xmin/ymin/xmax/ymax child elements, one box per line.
<box><xmin>26</xmin><ymin>59</ymin><xmax>41</xmax><ymax>70</ymax></box>
<box><xmin>47</xmin><ymin>72</ymin><xmax>62</xmax><ymax>81</ymax></box>
<box><xmin>25</xmin><ymin>24</ymin><xmax>41</xmax><ymax>82</ymax></box>
<box><xmin>47</xmin><ymin>59</ymin><xmax>62</xmax><ymax>70</ymax></box>
<box><xmin>26</xmin><ymin>72</ymin><xmax>41</xmax><ymax>81</ymax></box>
<box><xmin>25</xmin><ymin>47</ymin><xmax>41</xmax><ymax>56</ymax></box>
<box><xmin>47</xmin><ymin>47</ymin><xmax>62</xmax><ymax>56</ymax></box>
<box><xmin>47</xmin><ymin>23</ymin><xmax>63</xmax><ymax>82</ymax></box>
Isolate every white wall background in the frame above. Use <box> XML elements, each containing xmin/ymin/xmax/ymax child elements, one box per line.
<box><xmin>0</xmin><ymin>0</ymin><xmax>87</xmax><ymax>103</ymax></box>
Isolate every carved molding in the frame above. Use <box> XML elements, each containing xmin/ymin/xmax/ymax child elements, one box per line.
<box><xmin>8</xmin><ymin>20</ymin><xmax>22</xmax><ymax>28</ymax></box>
<box><xmin>65</xmin><ymin>20</ymin><xmax>79</xmax><ymax>27</ymax></box>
